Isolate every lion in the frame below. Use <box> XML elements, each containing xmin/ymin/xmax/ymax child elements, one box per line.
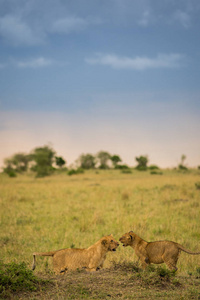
<box><xmin>119</xmin><ymin>231</ymin><xmax>200</xmax><ymax>271</ymax></box>
<box><xmin>32</xmin><ymin>234</ymin><xmax>119</xmax><ymax>274</ymax></box>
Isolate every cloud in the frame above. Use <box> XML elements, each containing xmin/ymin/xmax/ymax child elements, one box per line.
<box><xmin>85</xmin><ymin>53</ymin><xmax>185</xmax><ymax>70</ymax></box>
<box><xmin>0</xmin><ymin>0</ymin><xmax>199</xmax><ymax>47</ymax></box>
<box><xmin>51</xmin><ymin>16</ymin><xmax>88</xmax><ymax>34</ymax></box>
<box><xmin>15</xmin><ymin>57</ymin><xmax>53</xmax><ymax>68</ymax></box>
<box><xmin>0</xmin><ymin>14</ymin><xmax>44</xmax><ymax>45</ymax></box>
<box><xmin>173</xmin><ymin>10</ymin><xmax>191</xmax><ymax>28</ymax></box>
<box><xmin>137</xmin><ymin>10</ymin><xmax>152</xmax><ymax>26</ymax></box>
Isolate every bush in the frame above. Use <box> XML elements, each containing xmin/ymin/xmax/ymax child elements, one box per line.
<box><xmin>68</xmin><ymin>168</ymin><xmax>84</xmax><ymax>176</ymax></box>
<box><xmin>115</xmin><ymin>164</ymin><xmax>129</xmax><ymax>170</ymax></box>
<box><xmin>135</xmin><ymin>166</ymin><xmax>148</xmax><ymax>171</ymax></box>
<box><xmin>3</xmin><ymin>167</ymin><xmax>17</xmax><ymax>177</ymax></box>
<box><xmin>0</xmin><ymin>261</ymin><xmax>49</xmax><ymax>298</ymax></box>
<box><xmin>68</xmin><ymin>169</ymin><xmax>77</xmax><ymax>176</ymax></box>
<box><xmin>178</xmin><ymin>164</ymin><xmax>188</xmax><ymax>171</ymax></box>
<box><xmin>149</xmin><ymin>165</ymin><xmax>160</xmax><ymax>170</ymax></box>
<box><xmin>150</xmin><ymin>171</ymin><xmax>163</xmax><ymax>175</ymax></box>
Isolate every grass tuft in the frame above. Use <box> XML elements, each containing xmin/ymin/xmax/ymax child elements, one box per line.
<box><xmin>0</xmin><ymin>261</ymin><xmax>50</xmax><ymax>298</ymax></box>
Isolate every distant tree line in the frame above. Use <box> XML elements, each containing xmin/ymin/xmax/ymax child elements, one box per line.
<box><xmin>3</xmin><ymin>145</ymin><xmax>190</xmax><ymax>178</ymax></box>
<box><xmin>3</xmin><ymin>146</ymin><xmax>57</xmax><ymax>177</ymax></box>
<box><xmin>3</xmin><ymin>146</ymin><xmax>131</xmax><ymax>177</ymax></box>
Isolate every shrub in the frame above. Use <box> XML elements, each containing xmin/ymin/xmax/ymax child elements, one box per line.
<box><xmin>0</xmin><ymin>261</ymin><xmax>49</xmax><ymax>298</ymax></box>
<box><xmin>150</xmin><ymin>171</ymin><xmax>163</xmax><ymax>175</ymax></box>
<box><xmin>68</xmin><ymin>168</ymin><xmax>84</xmax><ymax>176</ymax></box>
<box><xmin>68</xmin><ymin>169</ymin><xmax>77</xmax><ymax>176</ymax></box>
<box><xmin>178</xmin><ymin>164</ymin><xmax>188</xmax><ymax>171</ymax></box>
<box><xmin>3</xmin><ymin>167</ymin><xmax>17</xmax><ymax>177</ymax></box>
<box><xmin>115</xmin><ymin>164</ymin><xmax>129</xmax><ymax>170</ymax></box>
<box><xmin>148</xmin><ymin>165</ymin><xmax>160</xmax><ymax>170</ymax></box>
<box><xmin>136</xmin><ymin>166</ymin><xmax>148</xmax><ymax>171</ymax></box>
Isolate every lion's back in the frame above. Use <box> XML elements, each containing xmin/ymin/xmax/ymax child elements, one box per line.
<box><xmin>53</xmin><ymin>248</ymin><xmax>89</xmax><ymax>271</ymax></box>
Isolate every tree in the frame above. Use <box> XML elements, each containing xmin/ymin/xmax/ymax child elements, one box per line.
<box><xmin>12</xmin><ymin>153</ymin><xmax>30</xmax><ymax>172</ymax></box>
<box><xmin>3</xmin><ymin>152</ymin><xmax>30</xmax><ymax>176</ymax></box>
<box><xmin>110</xmin><ymin>155</ymin><xmax>122</xmax><ymax>168</ymax></box>
<box><xmin>135</xmin><ymin>155</ymin><xmax>148</xmax><ymax>171</ymax></box>
<box><xmin>78</xmin><ymin>153</ymin><xmax>96</xmax><ymax>169</ymax></box>
<box><xmin>3</xmin><ymin>159</ymin><xmax>17</xmax><ymax>177</ymax></box>
<box><xmin>178</xmin><ymin>154</ymin><xmax>188</xmax><ymax>171</ymax></box>
<box><xmin>31</xmin><ymin>145</ymin><xmax>55</xmax><ymax>177</ymax></box>
<box><xmin>180</xmin><ymin>154</ymin><xmax>186</xmax><ymax>165</ymax></box>
<box><xmin>55</xmin><ymin>156</ymin><xmax>66</xmax><ymax>168</ymax></box>
<box><xmin>96</xmin><ymin>151</ymin><xmax>111</xmax><ymax>169</ymax></box>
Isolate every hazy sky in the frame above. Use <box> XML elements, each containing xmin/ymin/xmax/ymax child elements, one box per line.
<box><xmin>0</xmin><ymin>0</ymin><xmax>200</xmax><ymax>168</ymax></box>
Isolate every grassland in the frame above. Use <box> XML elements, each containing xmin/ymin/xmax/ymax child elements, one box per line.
<box><xmin>0</xmin><ymin>169</ymin><xmax>200</xmax><ymax>299</ymax></box>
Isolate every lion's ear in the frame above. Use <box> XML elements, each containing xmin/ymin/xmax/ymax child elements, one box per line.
<box><xmin>101</xmin><ymin>239</ymin><xmax>108</xmax><ymax>246</ymax></box>
<box><xmin>129</xmin><ymin>232</ymin><xmax>134</xmax><ymax>240</ymax></box>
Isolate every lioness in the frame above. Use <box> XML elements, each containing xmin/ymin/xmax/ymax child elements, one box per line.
<box><xmin>119</xmin><ymin>231</ymin><xmax>200</xmax><ymax>271</ymax></box>
<box><xmin>32</xmin><ymin>234</ymin><xmax>119</xmax><ymax>274</ymax></box>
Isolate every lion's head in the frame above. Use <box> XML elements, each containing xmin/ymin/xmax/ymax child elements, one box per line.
<box><xmin>119</xmin><ymin>231</ymin><xmax>135</xmax><ymax>247</ymax></box>
<box><xmin>101</xmin><ymin>234</ymin><xmax>119</xmax><ymax>251</ymax></box>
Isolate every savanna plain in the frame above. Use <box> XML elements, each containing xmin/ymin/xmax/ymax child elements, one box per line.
<box><xmin>0</xmin><ymin>169</ymin><xmax>200</xmax><ymax>299</ymax></box>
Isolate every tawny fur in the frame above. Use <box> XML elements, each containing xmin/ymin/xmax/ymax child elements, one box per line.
<box><xmin>32</xmin><ymin>235</ymin><xmax>119</xmax><ymax>274</ymax></box>
<box><xmin>119</xmin><ymin>231</ymin><xmax>200</xmax><ymax>271</ymax></box>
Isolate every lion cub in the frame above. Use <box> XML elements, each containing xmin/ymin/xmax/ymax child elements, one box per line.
<box><xmin>32</xmin><ymin>234</ymin><xmax>119</xmax><ymax>274</ymax></box>
<box><xmin>119</xmin><ymin>231</ymin><xmax>200</xmax><ymax>271</ymax></box>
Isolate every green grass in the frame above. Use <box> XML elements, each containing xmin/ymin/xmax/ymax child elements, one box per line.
<box><xmin>0</xmin><ymin>261</ymin><xmax>50</xmax><ymax>298</ymax></box>
<box><xmin>0</xmin><ymin>169</ymin><xmax>200</xmax><ymax>298</ymax></box>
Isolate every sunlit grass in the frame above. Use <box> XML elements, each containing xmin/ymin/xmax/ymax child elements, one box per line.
<box><xmin>0</xmin><ymin>169</ymin><xmax>200</xmax><ymax>275</ymax></box>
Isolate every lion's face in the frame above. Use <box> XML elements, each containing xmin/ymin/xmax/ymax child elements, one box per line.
<box><xmin>119</xmin><ymin>231</ymin><xmax>134</xmax><ymax>247</ymax></box>
<box><xmin>101</xmin><ymin>235</ymin><xmax>119</xmax><ymax>251</ymax></box>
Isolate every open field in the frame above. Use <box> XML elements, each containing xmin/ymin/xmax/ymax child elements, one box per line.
<box><xmin>0</xmin><ymin>169</ymin><xmax>200</xmax><ymax>299</ymax></box>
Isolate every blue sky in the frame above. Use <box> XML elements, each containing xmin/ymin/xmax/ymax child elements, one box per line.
<box><xmin>0</xmin><ymin>0</ymin><xmax>200</xmax><ymax>168</ymax></box>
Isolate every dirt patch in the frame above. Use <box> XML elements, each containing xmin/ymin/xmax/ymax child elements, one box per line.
<box><xmin>12</xmin><ymin>262</ymin><xmax>200</xmax><ymax>299</ymax></box>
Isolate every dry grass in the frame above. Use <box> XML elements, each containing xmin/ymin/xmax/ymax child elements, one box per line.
<box><xmin>0</xmin><ymin>169</ymin><xmax>200</xmax><ymax>298</ymax></box>
<box><xmin>4</xmin><ymin>262</ymin><xmax>200</xmax><ymax>299</ymax></box>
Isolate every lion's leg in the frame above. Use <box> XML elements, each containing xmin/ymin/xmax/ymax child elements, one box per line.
<box><xmin>136</xmin><ymin>250</ymin><xmax>149</xmax><ymax>270</ymax></box>
<box><xmin>162</xmin><ymin>250</ymin><xmax>179</xmax><ymax>272</ymax></box>
<box><xmin>97</xmin><ymin>263</ymin><xmax>103</xmax><ymax>270</ymax></box>
<box><xmin>86</xmin><ymin>261</ymin><xmax>98</xmax><ymax>272</ymax></box>
<box><xmin>53</xmin><ymin>256</ymin><xmax>67</xmax><ymax>275</ymax></box>
<box><xmin>98</xmin><ymin>258</ymin><xmax>106</xmax><ymax>269</ymax></box>
<box><xmin>138</xmin><ymin>256</ymin><xmax>151</xmax><ymax>270</ymax></box>
<box><xmin>59</xmin><ymin>268</ymin><xmax>68</xmax><ymax>274</ymax></box>
<box><xmin>164</xmin><ymin>259</ymin><xmax>178</xmax><ymax>271</ymax></box>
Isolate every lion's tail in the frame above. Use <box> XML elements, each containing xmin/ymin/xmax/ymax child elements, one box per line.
<box><xmin>177</xmin><ymin>244</ymin><xmax>200</xmax><ymax>255</ymax></box>
<box><xmin>32</xmin><ymin>251</ymin><xmax>57</xmax><ymax>271</ymax></box>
